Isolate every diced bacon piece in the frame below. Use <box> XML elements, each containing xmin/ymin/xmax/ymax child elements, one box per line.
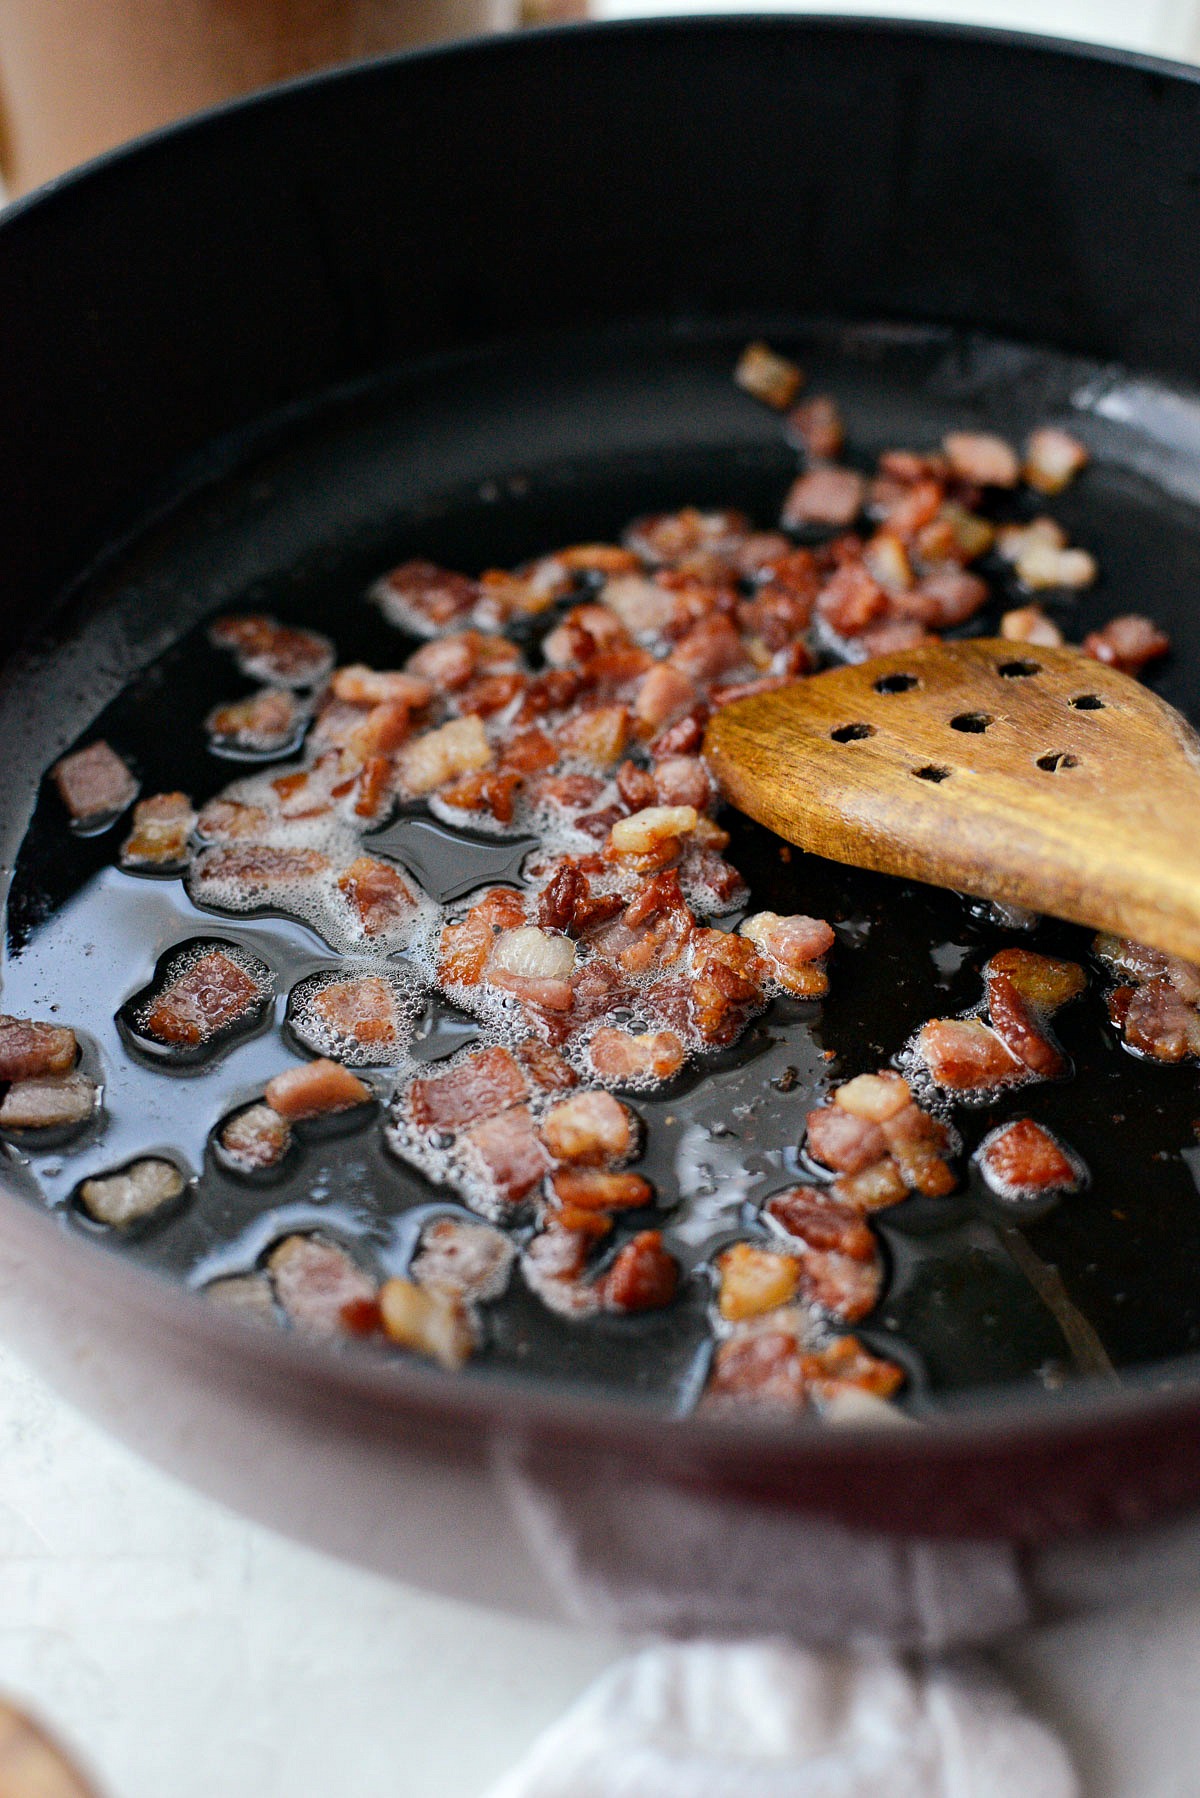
<box><xmin>212</xmin><ymin>616</ymin><xmax>334</xmax><ymax>687</ymax></box>
<box><xmin>410</xmin><ymin>1045</ymin><xmax>528</xmax><ymax>1132</ymax></box>
<box><xmin>707</xmin><ymin>1316</ymin><xmax>814</xmax><ymax>1408</ymax></box>
<box><xmin>312</xmin><ymin>697</ymin><xmax>369</xmax><ymax>749</ymax></box>
<box><xmin>378</xmin><ymin>1278</ymin><xmax>475</xmax><ymax>1368</ymax></box>
<box><xmin>438</xmin><ymin>767</ymin><xmax>524</xmax><ymax>825</ymax></box>
<box><xmin>717</xmin><ymin>1241</ymin><xmax>801</xmax><ymax>1320</ymax></box>
<box><xmin>830</xmin><ymin>1157</ymin><xmax>909</xmax><ymax>1212</ymax></box>
<box><xmin>916</xmin><ymin>1016</ymin><xmax>1025</xmax><ymax>1090</ymax></box>
<box><xmin>601</xmin><ymin>1230</ymin><xmax>678</xmax><ymax>1312</ymax></box>
<box><xmin>734</xmin><ymin>340</ymin><xmax>804</xmax><ymax>409</ymax></box>
<box><xmin>0</xmin><ymin>1073</ymin><xmax>97</xmax><ymax>1130</ymax></box>
<box><xmin>551</xmin><ymin>1168</ymin><xmax>653</xmax><ymax>1211</ymax></box>
<box><xmin>978</xmin><ymin>1118</ymin><xmax>1084</xmax><ymax>1199</ymax></box>
<box><xmin>268</xmin><ymin>1234</ymin><xmax>376</xmax><ymax>1336</ymax></box>
<box><xmin>194</xmin><ymin>799</ymin><xmax>271</xmax><ymax>841</ymax></box>
<box><xmin>609</xmin><ymin>805</ymin><xmax>697</xmax><ymax>859</ymax></box>
<box><xmin>623</xmin><ymin>508</ymin><xmax>750</xmax><ymax>568</ymax></box>
<box><xmin>532</xmin><ymin>771</ymin><xmax>606</xmax><ymax>815</ymax></box>
<box><xmin>455</xmin><ymin>671</ymin><xmax>527</xmax><ymax>718</ymax></box>
<box><xmin>336</xmin><ymin>857</ymin><xmax>419</xmax><ymax>937</ymax></box>
<box><xmin>396</xmin><ymin>715</ymin><xmax>493</xmax><ymax>796</ymax></box>
<box><xmin>206</xmin><ymin>687</ymin><xmax>303</xmax><ymax>754</ymax></box>
<box><xmin>345</xmin><ymin>699</ymin><xmax>414</xmax><ymax>760</ymax></box>
<box><xmin>986</xmin><ymin>972</ymin><xmax>1066</xmax><ymax>1077</ymax></box>
<box><xmin>348</xmin><ymin>755</ymin><xmax>394</xmax><ymax>821</ymax></box>
<box><xmin>555</xmin><ymin>543</ymin><xmax>642</xmax><ymax>576</ymax></box>
<box><xmin>873</xmin><ymin>476</ymin><xmax>944</xmax><ymax>539</ymax></box>
<box><xmin>540</xmin><ymin>1090</ymin><xmax>637</xmax><ymax>1166</ymax></box>
<box><xmin>864</xmin><ymin>531</ymin><xmax>914</xmax><ymax>592</ymax></box>
<box><xmin>204</xmin><ymin>1274</ymin><xmax>277</xmax><ymax>1322</ymax></box>
<box><xmin>1001</xmin><ymin>605</ymin><xmax>1063</xmax><ymax>646</ymax></box>
<box><xmin>330</xmin><ymin>665</ymin><xmax>433</xmax><ymax>708</ymax></box>
<box><xmin>1014</xmin><ymin>541</ymin><xmax>1097</xmax><ymax>591</ymax></box>
<box><xmin>668</xmin><ymin>615</ymin><xmax>744</xmax><ymax>684</ymax></box>
<box><xmin>271</xmin><ymin>762</ymin><xmax>336</xmax><ymax>819</ymax></box>
<box><xmin>651</xmin><ymin>755</ymin><xmax>712</xmax><ymax>811</ymax></box>
<box><xmin>587</xmin><ymin>1027</ymin><xmax>686</xmax><ymax>1084</ymax></box>
<box><xmin>995</xmin><ymin>515</ymin><xmax>1069</xmax><ymax>563</ymax></box>
<box><xmin>404</xmin><ymin>634</ymin><xmax>478</xmax><ymax>691</ymax></box>
<box><xmin>500</xmin><ymin>728</ymin><xmax>558</xmax><ymax>775</ymax></box>
<box><xmin>514</xmin><ymin>1039</ymin><xmax>578</xmax><ymax>1093</ymax></box>
<box><xmin>765</xmin><ymin>1187</ymin><xmax>876</xmax><ymax>1260</ymax></box>
<box><xmin>143</xmin><ymin>950</ymin><xmax>265</xmax><ymax>1047</ymax></box>
<box><xmin>855</xmin><ymin>619</ymin><xmax>934</xmax><ymax>660</ymax></box>
<box><xmin>1083</xmin><ymin>614</ymin><xmax>1169</xmax><ymax>675</ymax></box>
<box><xmin>782</xmin><ymin>467</ymin><xmax>865</xmax><ymax>530</ymax></box>
<box><xmin>543</xmin><ymin>605</ymin><xmax>631</xmax><ymax>667</ymax></box>
<box><xmin>805</xmin><ymin>1104</ymin><xmax>887</xmax><ymax>1175</ymax></box>
<box><xmin>615</xmin><ymin>760</ymin><xmax>657</xmax><ymax>813</ymax></box>
<box><xmin>264</xmin><ymin>1058</ymin><xmax>372</xmax><ymax>1120</ymax></box>
<box><xmin>600</xmin><ymin>575</ymin><xmax>678</xmax><ymax>640</ymax></box>
<box><xmin>77</xmin><ymin>1158</ymin><xmax>185</xmax><ymax>1228</ymax></box>
<box><xmin>477</xmin><ymin>566</ymin><xmax>561</xmax><ymax>624</ymax></box>
<box><xmin>52</xmin><ymin>739</ymin><xmax>138</xmax><ymax>824</ymax></box>
<box><xmin>942</xmin><ymin>430</ymin><xmax>1020</xmax><ymax>488</ymax></box>
<box><xmin>816</xmin><ymin>563</ymin><xmax>888</xmax><ymax>637</ymax></box>
<box><xmin>120</xmin><ymin>791</ymin><xmax>195</xmax><ymax>868</ymax></box>
<box><xmin>536</xmin><ymin>861</ymin><xmax>623</xmax><ymax>937</ymax></box>
<box><xmin>487</xmin><ymin>925</ymin><xmax>576</xmax><ymax>1011</ymax></box>
<box><xmin>218</xmin><ymin>1101</ymin><xmax>292</xmax><ymax>1173</ymax></box>
<box><xmin>0</xmin><ymin>1016</ymin><xmax>77</xmax><ymax>1081</ymax></box>
<box><xmin>307</xmin><ymin>976</ymin><xmax>399</xmax><ymax>1049</ymax></box>
<box><xmin>787</xmin><ymin>394</ymin><xmax>845</xmax><ymax>460</ymax></box>
<box><xmin>686</xmin><ymin>929</ymin><xmax>766</xmax><ymax>1044</ymax></box>
<box><xmin>1025</xmin><ymin>427</ymin><xmax>1089</xmax><ymax>495</ymax></box>
<box><xmin>634</xmin><ymin>662</ymin><xmax>697</xmax><ymax>731</ymax></box>
<box><xmin>556</xmin><ymin>704</ymin><xmax>630</xmax><ymax>768</ymax></box>
<box><xmin>878</xmin><ymin>449</ymin><xmax>951</xmax><ymax>483</ymax></box>
<box><xmin>897</xmin><ymin>567</ymin><xmax>988</xmax><ymax>628</ymax></box>
<box><xmin>438</xmin><ymin>893</ymin><xmax>525</xmax><ymax>988</ymax></box>
<box><xmin>986</xmin><ymin>949</ymin><xmax>1086</xmax><ymax>1014</ymax></box>
<box><xmin>763</xmin><ymin>1188</ymin><xmax>882</xmax><ymax>1321</ymax></box>
<box><xmin>411</xmin><ymin>1217</ymin><xmax>515</xmax><ymax>1303</ymax></box>
<box><xmin>832</xmin><ymin>1072</ymin><xmax>910</xmax><ymax>1124</ymax></box>
<box><xmin>738</xmin><ymin>582</ymin><xmax>814</xmax><ymax>648</ymax></box>
<box><xmin>799</xmin><ymin>1333</ymin><xmax>905</xmax><ymax>1402</ymax></box>
<box><xmin>915</xmin><ymin>502</ymin><xmax>994</xmax><ymax>565</ymax></box>
<box><xmin>376</xmin><ymin>559</ymin><xmax>479</xmax><ymax>630</ymax></box>
<box><xmin>191</xmin><ymin>845</ymin><xmax>329</xmax><ymax>902</ymax></box>
<box><xmin>1119</xmin><ymin>977</ymin><xmax>1200</xmax><ymax>1062</ymax></box>
<box><xmin>739</xmin><ymin>912</ymin><xmax>834</xmax><ymax>998</ymax></box>
<box><xmin>879</xmin><ymin>1101</ymin><xmax>956</xmax><ymax>1197</ymax></box>
<box><xmin>1095</xmin><ymin>935</ymin><xmax>1200</xmax><ymax>1004</ymax></box>
<box><xmin>463</xmin><ymin>1105</ymin><xmax>550</xmax><ymax>1204</ymax></box>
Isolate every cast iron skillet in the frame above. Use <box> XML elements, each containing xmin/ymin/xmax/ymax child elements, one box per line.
<box><xmin>4</xmin><ymin>17</ymin><xmax>1200</xmax><ymax>1568</ymax></box>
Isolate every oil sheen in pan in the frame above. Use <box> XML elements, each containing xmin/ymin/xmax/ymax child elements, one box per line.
<box><xmin>7</xmin><ymin>322</ymin><xmax>1200</xmax><ymax>1414</ymax></box>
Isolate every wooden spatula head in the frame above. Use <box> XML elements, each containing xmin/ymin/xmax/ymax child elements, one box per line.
<box><xmin>704</xmin><ymin>637</ymin><xmax>1200</xmax><ymax>965</ymax></box>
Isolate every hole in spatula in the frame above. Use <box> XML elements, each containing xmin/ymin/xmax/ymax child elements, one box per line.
<box><xmin>912</xmin><ymin>765</ymin><xmax>951</xmax><ymax>782</ymax></box>
<box><xmin>830</xmin><ymin>722</ymin><xmax>875</xmax><ymax>743</ymax></box>
<box><xmin>999</xmin><ymin>659</ymin><xmax>1041</xmax><ymax>678</ymax></box>
<box><xmin>950</xmin><ymin>712</ymin><xmax>993</xmax><ymax>733</ymax></box>
<box><xmin>1036</xmin><ymin>752</ymin><xmax>1079</xmax><ymax>772</ymax></box>
<box><xmin>874</xmin><ymin>673</ymin><xmax>919</xmax><ymax>694</ymax></box>
<box><xmin>1070</xmin><ymin>694</ymin><xmax>1105</xmax><ymax>711</ymax></box>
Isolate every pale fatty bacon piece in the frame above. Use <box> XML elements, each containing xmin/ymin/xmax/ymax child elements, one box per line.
<box><xmin>976</xmin><ymin>1118</ymin><xmax>1085</xmax><ymax>1202</ymax></box>
<box><xmin>1024</xmin><ymin>426</ymin><xmax>1089</xmax><ymax>495</ymax></box>
<box><xmin>205</xmin><ymin>687</ymin><xmax>304</xmax><ymax>755</ymax></box>
<box><xmin>781</xmin><ymin>466</ymin><xmax>865</xmax><ymax>529</ymax></box>
<box><xmin>1083</xmin><ymin>614</ymin><xmax>1170</xmax><ymax>675</ymax></box>
<box><xmin>739</xmin><ymin>912</ymin><xmax>835</xmax><ymax>997</ymax></box>
<box><xmin>0</xmin><ymin>1015</ymin><xmax>77</xmax><ymax>1082</ymax></box>
<box><xmin>1013</xmin><ymin>540</ymin><xmax>1097</xmax><ymax>592</ymax></box>
<box><xmin>540</xmin><ymin>1091</ymin><xmax>638</xmax><ymax>1166</ymax></box>
<box><xmin>378</xmin><ymin>1278</ymin><xmax>475</xmax><ymax>1369</ymax></box>
<box><xmin>486</xmin><ymin>927</ymin><xmax>576</xmax><ymax>1009</ymax></box>
<box><xmin>52</xmin><ymin>740</ymin><xmax>138</xmax><ymax>826</ymax></box>
<box><xmin>586</xmin><ymin>1027</ymin><xmax>686</xmax><ymax>1084</ymax></box>
<box><xmin>120</xmin><ymin>791</ymin><xmax>195</xmax><ymax>869</ymax></box>
<box><xmin>396</xmin><ymin>715</ymin><xmax>492</xmax><ymax>797</ymax></box>
<box><xmin>210</xmin><ymin>615</ymin><xmax>335</xmax><ymax>688</ymax></box>
<box><xmin>77</xmin><ymin>1158</ymin><xmax>185</xmax><ymax>1228</ymax></box>
<box><xmin>734</xmin><ymin>340</ymin><xmax>804</xmax><ymax>411</ymax></box>
<box><xmin>942</xmin><ymin>430</ymin><xmax>1020</xmax><ymax>488</ymax></box>
<box><xmin>373</xmin><ymin>559</ymin><xmax>479</xmax><ymax>633</ymax></box>
<box><xmin>142</xmin><ymin>949</ymin><xmax>268</xmax><ymax>1048</ymax></box>
<box><xmin>716</xmin><ymin>1241</ymin><xmax>802</xmax><ymax>1321</ymax></box>
<box><xmin>805</xmin><ymin>1104</ymin><xmax>888</xmax><ymax>1176</ymax></box>
<box><xmin>609</xmin><ymin>805</ymin><xmax>697</xmax><ymax>858</ymax></box>
<box><xmin>410</xmin><ymin>1216</ymin><xmax>515</xmax><ymax>1304</ymax></box>
<box><xmin>0</xmin><ymin>1072</ymin><xmax>97</xmax><ymax>1130</ymax></box>
<box><xmin>217</xmin><ymin>1102</ymin><xmax>292</xmax><ymax>1174</ymax></box>
<box><xmin>329</xmin><ymin>665</ymin><xmax>433</xmax><ymax>708</ymax></box>
<box><xmin>264</xmin><ymin>1059</ymin><xmax>372</xmax><ymax>1121</ymax></box>
<box><xmin>1001</xmin><ymin>605</ymin><xmax>1063</xmax><ymax>647</ymax></box>
<box><xmin>268</xmin><ymin>1234</ymin><xmax>377</xmax><ymax>1337</ymax></box>
<box><xmin>203</xmin><ymin>1273</ymin><xmax>278</xmax><ymax>1323</ymax></box>
<box><xmin>462</xmin><ymin>1106</ymin><xmax>551</xmax><ymax>1205</ymax></box>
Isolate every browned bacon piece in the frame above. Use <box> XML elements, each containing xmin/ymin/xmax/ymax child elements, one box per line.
<box><xmin>206</xmin><ymin>687</ymin><xmax>303</xmax><ymax>754</ymax></box>
<box><xmin>916</xmin><ymin>1017</ymin><xmax>1025</xmax><ymax>1091</ymax></box>
<box><xmin>623</xmin><ymin>508</ymin><xmax>750</xmax><ymax>567</ymax></box>
<box><xmin>781</xmin><ymin>467</ymin><xmax>865</xmax><ymax>530</ymax></box>
<box><xmin>633</xmin><ymin>663</ymin><xmax>698</xmax><ymax>731</ymax></box>
<box><xmin>707</xmin><ymin>1313</ymin><xmax>903</xmax><ymax>1409</ymax></box>
<box><xmin>978</xmin><ymin>1118</ymin><xmax>1083</xmax><ymax>1199</ymax></box>
<box><xmin>463</xmin><ymin>1105</ymin><xmax>550</xmax><ymax>1204</ymax></box>
<box><xmin>540</xmin><ymin>1090</ymin><xmax>637</xmax><ymax>1166</ymax></box>
<box><xmin>410</xmin><ymin>1045</ymin><xmax>528</xmax><ymax>1133</ymax></box>
<box><xmin>556</xmin><ymin>703</ymin><xmax>631</xmax><ymax>769</ymax></box>
<box><xmin>815</xmin><ymin>563</ymin><xmax>888</xmax><ymax>637</ymax></box>
<box><xmin>537</xmin><ymin>861</ymin><xmax>623</xmax><ymax>937</ymax></box>
<box><xmin>984</xmin><ymin>972</ymin><xmax>1067</xmax><ymax>1079</ymax></box>
<box><xmin>218</xmin><ymin>1102</ymin><xmax>292</xmax><ymax>1173</ymax></box>
<box><xmin>438</xmin><ymin>767</ymin><xmax>525</xmax><ymax>825</ymax></box>
<box><xmin>1083</xmin><ymin>614</ymin><xmax>1170</xmax><ymax>676</ymax></box>
<box><xmin>194</xmin><ymin>798</ymin><xmax>271</xmax><ymax>841</ymax></box>
<box><xmin>1116</xmin><ymin>978</ymin><xmax>1200</xmax><ymax>1062</ymax></box>
<box><xmin>211</xmin><ymin>615</ymin><xmax>334</xmax><ymax>687</ymax></box>
<box><xmin>739</xmin><ymin>911</ymin><xmax>834</xmax><ymax>998</ymax></box>
<box><xmin>396</xmin><ymin>716</ymin><xmax>493</xmax><ymax>796</ymax></box>
<box><xmin>896</xmin><ymin>567</ymin><xmax>988</xmax><ymax>628</ymax></box>
<box><xmin>687</xmin><ymin>929</ymin><xmax>766</xmax><ymax>1045</ymax></box>
<box><xmin>787</xmin><ymin>394</ymin><xmax>845</xmax><ymax>460</ymax></box>
<box><xmin>191</xmin><ymin>844</ymin><xmax>330</xmax><ymax>899</ymax></box>
<box><xmin>143</xmin><ymin>950</ymin><xmax>263</xmax><ymax>1047</ymax></box>
<box><xmin>264</xmin><ymin>1059</ymin><xmax>372</xmax><ymax>1120</ymax></box>
<box><xmin>734</xmin><ymin>341</ymin><xmax>804</xmax><ymax>410</ymax></box>
<box><xmin>987</xmin><ymin>949</ymin><xmax>1086</xmax><ymax>1013</ymax></box>
<box><xmin>268</xmin><ymin>1234</ymin><xmax>377</xmax><ymax>1336</ymax></box>
<box><xmin>330</xmin><ymin>665</ymin><xmax>433</xmax><ymax>708</ymax></box>
<box><xmin>587</xmin><ymin>1027</ymin><xmax>686</xmax><ymax>1084</ymax></box>
<box><xmin>667</xmin><ymin>615</ymin><xmax>744</xmax><ymax>685</ymax></box>
<box><xmin>376</xmin><ymin>559</ymin><xmax>479</xmax><ymax>630</ymax></box>
<box><xmin>307</xmin><ymin>976</ymin><xmax>399</xmax><ymax>1049</ymax></box>
<box><xmin>0</xmin><ymin>1073</ymin><xmax>97</xmax><ymax>1130</ymax></box>
<box><xmin>515</xmin><ymin>1038</ymin><xmax>578</xmax><ymax>1093</ymax></box>
<box><xmin>52</xmin><ymin>740</ymin><xmax>138</xmax><ymax>825</ymax></box>
<box><xmin>551</xmin><ymin>1168</ymin><xmax>653</xmax><ymax>1212</ymax></box>
<box><xmin>601</xmin><ymin>1231</ymin><xmax>678</xmax><ymax>1312</ymax></box>
<box><xmin>120</xmin><ymin>791</ymin><xmax>195</xmax><ymax>868</ymax></box>
<box><xmin>0</xmin><ymin>1015</ymin><xmax>77</xmax><ymax>1081</ymax></box>
<box><xmin>336</xmin><ymin>857</ymin><xmax>418</xmax><ymax>937</ymax></box>
<box><xmin>942</xmin><ymin>430</ymin><xmax>1020</xmax><ymax>488</ymax></box>
<box><xmin>805</xmin><ymin>1105</ymin><xmax>888</xmax><ymax>1175</ymax></box>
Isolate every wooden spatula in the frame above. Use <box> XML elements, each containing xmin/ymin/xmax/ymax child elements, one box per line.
<box><xmin>703</xmin><ymin>636</ymin><xmax>1200</xmax><ymax>964</ymax></box>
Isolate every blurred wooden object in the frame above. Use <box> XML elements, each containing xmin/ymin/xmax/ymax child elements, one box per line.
<box><xmin>0</xmin><ymin>1700</ymin><xmax>100</xmax><ymax>1798</ymax></box>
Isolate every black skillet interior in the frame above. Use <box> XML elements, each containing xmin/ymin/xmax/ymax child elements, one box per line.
<box><xmin>5</xmin><ymin>19</ymin><xmax>1200</xmax><ymax>1425</ymax></box>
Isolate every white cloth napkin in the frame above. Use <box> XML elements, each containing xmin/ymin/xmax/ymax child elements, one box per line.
<box><xmin>481</xmin><ymin>1639</ymin><xmax>1078</xmax><ymax>1798</ymax></box>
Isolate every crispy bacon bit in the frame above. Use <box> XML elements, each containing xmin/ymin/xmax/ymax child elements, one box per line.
<box><xmin>268</xmin><ymin>1234</ymin><xmax>377</xmax><ymax>1336</ymax></box>
<box><xmin>986</xmin><ymin>948</ymin><xmax>1086</xmax><ymax>1014</ymax></box>
<box><xmin>916</xmin><ymin>1016</ymin><xmax>1024</xmax><ymax>1091</ymax></box>
<box><xmin>551</xmin><ymin>1168</ymin><xmax>653</xmax><ymax>1211</ymax></box>
<box><xmin>515</xmin><ymin>1038</ymin><xmax>578</xmax><ymax>1092</ymax></box>
<box><xmin>0</xmin><ymin>1015</ymin><xmax>77</xmax><ymax>1081</ymax></box>
<box><xmin>305</xmin><ymin>975</ymin><xmax>400</xmax><ymax>1050</ymax></box>
<box><xmin>735</xmin><ymin>340</ymin><xmax>804</xmax><ymax>410</ymax></box>
<box><xmin>345</xmin><ymin>699</ymin><xmax>415</xmax><ymax>759</ymax></box>
<box><xmin>608</xmin><ymin>804</ymin><xmax>697</xmax><ymax>860</ymax></box>
<box><xmin>985</xmin><ymin>972</ymin><xmax>1067</xmax><ymax>1078</ymax></box>
<box><xmin>739</xmin><ymin>911</ymin><xmax>834</xmax><ymax>997</ymax></box>
<box><xmin>1117</xmin><ymin>978</ymin><xmax>1200</xmax><ymax>1062</ymax></box>
<box><xmin>717</xmin><ymin>1241</ymin><xmax>802</xmax><ymax>1320</ymax></box>
<box><xmin>264</xmin><ymin>1058</ymin><xmax>372</xmax><ymax>1120</ymax></box>
<box><xmin>816</xmin><ymin>562</ymin><xmax>888</xmax><ymax>637</ymax></box>
<box><xmin>942</xmin><ymin>430</ymin><xmax>1020</xmax><ymax>488</ymax></box>
<box><xmin>411</xmin><ymin>1046</ymin><xmax>528</xmax><ymax>1132</ymax></box>
<box><xmin>1025</xmin><ymin>427</ymin><xmax>1089</xmax><ymax>495</ymax></box>
<box><xmin>143</xmin><ymin>950</ymin><xmax>265</xmax><ymax>1047</ymax></box>
<box><xmin>805</xmin><ymin>1105</ymin><xmax>887</xmax><ymax>1175</ymax></box>
<box><xmin>587</xmin><ymin>1027</ymin><xmax>686</xmax><ymax>1084</ymax></box>
<box><xmin>782</xmin><ymin>467</ymin><xmax>865</xmax><ymax>530</ymax></box>
<box><xmin>194</xmin><ymin>798</ymin><xmax>271</xmax><ymax>841</ymax></box>
<box><xmin>501</xmin><ymin>728</ymin><xmax>558</xmax><ymax>775</ymax></box>
<box><xmin>438</xmin><ymin>893</ymin><xmax>525</xmax><ymax>988</ymax></box>
<box><xmin>211</xmin><ymin>615</ymin><xmax>334</xmax><ymax>687</ymax></box>
<box><xmin>880</xmin><ymin>1099</ymin><xmax>956</xmax><ymax>1197</ymax></box>
<box><xmin>602</xmin><ymin>1230</ymin><xmax>678</xmax><ymax>1312</ymax></box>
<box><xmin>411</xmin><ymin>1217</ymin><xmax>515</xmax><ymax>1303</ymax></box>
<box><xmin>206</xmin><ymin>687</ymin><xmax>303</xmax><ymax>755</ymax></box>
<box><xmin>977</xmin><ymin>1118</ymin><xmax>1084</xmax><ymax>1200</ymax></box>
<box><xmin>463</xmin><ymin>1105</ymin><xmax>550</xmax><ymax>1203</ymax></box>
<box><xmin>376</xmin><ymin>559</ymin><xmax>479</xmax><ymax>631</ymax></box>
<box><xmin>540</xmin><ymin>1090</ymin><xmax>636</xmax><ymax>1165</ymax></box>
<box><xmin>217</xmin><ymin>1101</ymin><xmax>292</xmax><ymax>1173</ymax></box>
<box><xmin>1083</xmin><ymin>614</ymin><xmax>1170</xmax><ymax>675</ymax></box>
<box><xmin>120</xmin><ymin>791</ymin><xmax>195</xmax><ymax>869</ymax></box>
<box><xmin>77</xmin><ymin>1158</ymin><xmax>185</xmax><ymax>1228</ymax></box>
<box><xmin>330</xmin><ymin>665</ymin><xmax>433</xmax><ymax>708</ymax></box>
<box><xmin>556</xmin><ymin>703</ymin><xmax>630</xmax><ymax>767</ymax></box>
<box><xmin>0</xmin><ymin>1073</ymin><xmax>97</xmax><ymax>1130</ymax></box>
<box><xmin>378</xmin><ymin>1278</ymin><xmax>475</xmax><ymax>1367</ymax></box>
<box><xmin>52</xmin><ymin>739</ymin><xmax>138</xmax><ymax>825</ymax></box>
<box><xmin>787</xmin><ymin>394</ymin><xmax>845</xmax><ymax>460</ymax></box>
<box><xmin>832</xmin><ymin>1071</ymin><xmax>910</xmax><ymax>1123</ymax></box>
<box><xmin>336</xmin><ymin>857</ymin><xmax>418</xmax><ymax>937</ymax></box>
<box><xmin>1001</xmin><ymin>605</ymin><xmax>1064</xmax><ymax>646</ymax></box>
<box><xmin>537</xmin><ymin>862</ymin><xmax>623</xmax><ymax>937</ymax></box>
<box><xmin>764</xmin><ymin>1189</ymin><xmax>883</xmax><ymax>1322</ymax></box>
<box><xmin>437</xmin><ymin>767</ymin><xmax>524</xmax><ymax>824</ymax></box>
<box><xmin>396</xmin><ymin>715</ymin><xmax>493</xmax><ymax>796</ymax></box>
<box><xmin>687</xmin><ymin>929</ymin><xmax>766</xmax><ymax>1044</ymax></box>
<box><xmin>191</xmin><ymin>845</ymin><xmax>329</xmax><ymax>902</ymax></box>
